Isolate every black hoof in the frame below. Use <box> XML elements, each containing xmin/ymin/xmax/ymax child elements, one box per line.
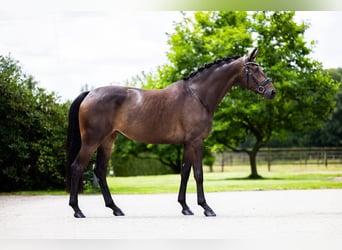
<box><xmin>182</xmin><ymin>208</ymin><xmax>194</xmax><ymax>215</ymax></box>
<box><xmin>113</xmin><ymin>209</ymin><xmax>125</xmax><ymax>216</ymax></box>
<box><xmin>74</xmin><ymin>211</ymin><xmax>86</xmax><ymax>218</ymax></box>
<box><xmin>204</xmin><ymin>209</ymin><xmax>216</xmax><ymax>217</ymax></box>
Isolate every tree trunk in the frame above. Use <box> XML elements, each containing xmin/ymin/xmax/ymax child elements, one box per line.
<box><xmin>248</xmin><ymin>150</ymin><xmax>262</xmax><ymax>179</ymax></box>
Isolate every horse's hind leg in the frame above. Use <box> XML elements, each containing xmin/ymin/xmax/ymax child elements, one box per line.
<box><xmin>94</xmin><ymin>135</ymin><xmax>124</xmax><ymax>216</ymax></box>
<box><xmin>69</xmin><ymin>145</ymin><xmax>96</xmax><ymax>218</ymax></box>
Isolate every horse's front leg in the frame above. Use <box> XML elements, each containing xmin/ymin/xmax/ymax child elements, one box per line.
<box><xmin>190</xmin><ymin>140</ymin><xmax>216</xmax><ymax>217</ymax></box>
<box><xmin>178</xmin><ymin>145</ymin><xmax>194</xmax><ymax>215</ymax></box>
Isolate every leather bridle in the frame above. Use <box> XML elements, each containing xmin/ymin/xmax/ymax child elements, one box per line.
<box><xmin>244</xmin><ymin>62</ymin><xmax>272</xmax><ymax>94</ymax></box>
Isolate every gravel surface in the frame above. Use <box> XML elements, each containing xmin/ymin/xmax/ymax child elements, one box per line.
<box><xmin>1</xmin><ymin>189</ymin><xmax>341</xmax><ymax>241</ymax></box>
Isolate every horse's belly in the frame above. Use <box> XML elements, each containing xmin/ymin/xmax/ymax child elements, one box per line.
<box><xmin>116</xmin><ymin>123</ymin><xmax>184</xmax><ymax>144</ymax></box>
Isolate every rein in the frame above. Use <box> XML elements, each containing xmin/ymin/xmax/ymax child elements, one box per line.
<box><xmin>244</xmin><ymin>62</ymin><xmax>272</xmax><ymax>94</ymax></box>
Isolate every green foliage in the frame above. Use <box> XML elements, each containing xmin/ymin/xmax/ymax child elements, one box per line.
<box><xmin>158</xmin><ymin>11</ymin><xmax>251</xmax><ymax>85</ymax></box>
<box><xmin>112</xmin><ymin>155</ymin><xmax>172</xmax><ymax>177</ymax></box>
<box><xmin>268</xmin><ymin>68</ymin><xmax>342</xmax><ymax>147</ymax></box>
<box><xmin>327</xmin><ymin>68</ymin><xmax>342</xmax><ymax>82</ymax></box>
<box><xmin>0</xmin><ymin>55</ymin><xmax>68</xmax><ymax>191</ymax></box>
<box><xmin>295</xmin><ymin>69</ymin><xmax>342</xmax><ymax>147</ymax></box>
<box><xmin>112</xmin><ymin>134</ymin><xmax>178</xmax><ymax>175</ymax></box>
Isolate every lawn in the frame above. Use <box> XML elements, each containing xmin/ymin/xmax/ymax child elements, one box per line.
<box><xmin>106</xmin><ymin>164</ymin><xmax>342</xmax><ymax>194</ymax></box>
<box><xmin>6</xmin><ymin>164</ymin><xmax>342</xmax><ymax>195</ymax></box>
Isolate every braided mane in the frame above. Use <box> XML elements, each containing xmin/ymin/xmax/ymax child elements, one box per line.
<box><xmin>183</xmin><ymin>55</ymin><xmax>240</xmax><ymax>81</ymax></box>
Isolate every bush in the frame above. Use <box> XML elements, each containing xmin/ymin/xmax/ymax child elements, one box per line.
<box><xmin>0</xmin><ymin>55</ymin><xmax>68</xmax><ymax>191</ymax></box>
<box><xmin>112</xmin><ymin>154</ymin><xmax>173</xmax><ymax>176</ymax></box>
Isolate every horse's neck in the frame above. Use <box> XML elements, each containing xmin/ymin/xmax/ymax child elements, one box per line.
<box><xmin>189</xmin><ymin>60</ymin><xmax>241</xmax><ymax>114</ymax></box>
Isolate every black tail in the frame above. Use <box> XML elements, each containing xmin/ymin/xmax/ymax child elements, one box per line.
<box><xmin>66</xmin><ymin>91</ymin><xmax>90</xmax><ymax>192</ymax></box>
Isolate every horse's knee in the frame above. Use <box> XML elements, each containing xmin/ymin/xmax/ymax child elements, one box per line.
<box><xmin>70</xmin><ymin>164</ymin><xmax>85</xmax><ymax>191</ymax></box>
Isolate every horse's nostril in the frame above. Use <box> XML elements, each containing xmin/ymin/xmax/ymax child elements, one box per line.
<box><xmin>271</xmin><ymin>90</ymin><xmax>276</xmax><ymax>96</ymax></box>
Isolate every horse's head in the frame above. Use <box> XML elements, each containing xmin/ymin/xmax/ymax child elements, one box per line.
<box><xmin>238</xmin><ymin>48</ymin><xmax>276</xmax><ymax>100</ymax></box>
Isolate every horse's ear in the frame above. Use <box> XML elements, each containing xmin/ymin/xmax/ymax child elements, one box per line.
<box><xmin>246</xmin><ymin>48</ymin><xmax>258</xmax><ymax>62</ymax></box>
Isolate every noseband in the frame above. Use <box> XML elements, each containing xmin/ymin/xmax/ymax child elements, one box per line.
<box><xmin>244</xmin><ymin>62</ymin><xmax>272</xmax><ymax>94</ymax></box>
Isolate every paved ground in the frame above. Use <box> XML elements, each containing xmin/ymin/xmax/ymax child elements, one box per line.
<box><xmin>0</xmin><ymin>189</ymin><xmax>342</xmax><ymax>242</ymax></box>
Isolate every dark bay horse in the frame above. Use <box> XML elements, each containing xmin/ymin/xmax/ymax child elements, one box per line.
<box><xmin>66</xmin><ymin>48</ymin><xmax>276</xmax><ymax>218</ymax></box>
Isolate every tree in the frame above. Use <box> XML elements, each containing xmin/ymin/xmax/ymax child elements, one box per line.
<box><xmin>327</xmin><ymin>68</ymin><xmax>342</xmax><ymax>83</ymax></box>
<box><xmin>0</xmin><ymin>55</ymin><xmax>68</xmax><ymax>191</ymax></box>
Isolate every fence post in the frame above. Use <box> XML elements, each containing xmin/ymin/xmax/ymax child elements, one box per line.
<box><xmin>324</xmin><ymin>147</ymin><xmax>328</xmax><ymax>168</ymax></box>
<box><xmin>221</xmin><ymin>152</ymin><xmax>224</xmax><ymax>172</ymax></box>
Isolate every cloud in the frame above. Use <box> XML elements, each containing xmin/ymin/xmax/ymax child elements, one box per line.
<box><xmin>295</xmin><ymin>11</ymin><xmax>342</xmax><ymax>68</ymax></box>
<box><xmin>0</xmin><ymin>2</ymin><xmax>182</xmax><ymax>101</ymax></box>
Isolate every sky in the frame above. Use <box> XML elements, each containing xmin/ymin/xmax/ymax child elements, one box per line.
<box><xmin>0</xmin><ymin>2</ymin><xmax>342</xmax><ymax>101</ymax></box>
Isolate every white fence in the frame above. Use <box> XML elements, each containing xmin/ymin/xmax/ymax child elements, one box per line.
<box><xmin>213</xmin><ymin>147</ymin><xmax>342</xmax><ymax>171</ymax></box>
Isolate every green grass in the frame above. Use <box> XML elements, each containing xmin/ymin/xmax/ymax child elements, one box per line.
<box><xmin>4</xmin><ymin>164</ymin><xmax>342</xmax><ymax>195</ymax></box>
<box><xmin>105</xmin><ymin>165</ymin><xmax>342</xmax><ymax>194</ymax></box>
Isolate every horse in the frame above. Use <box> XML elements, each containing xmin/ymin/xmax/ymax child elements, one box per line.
<box><xmin>66</xmin><ymin>48</ymin><xmax>276</xmax><ymax>218</ymax></box>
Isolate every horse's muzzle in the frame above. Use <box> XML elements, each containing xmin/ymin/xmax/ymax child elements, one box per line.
<box><xmin>264</xmin><ymin>88</ymin><xmax>276</xmax><ymax>100</ymax></box>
